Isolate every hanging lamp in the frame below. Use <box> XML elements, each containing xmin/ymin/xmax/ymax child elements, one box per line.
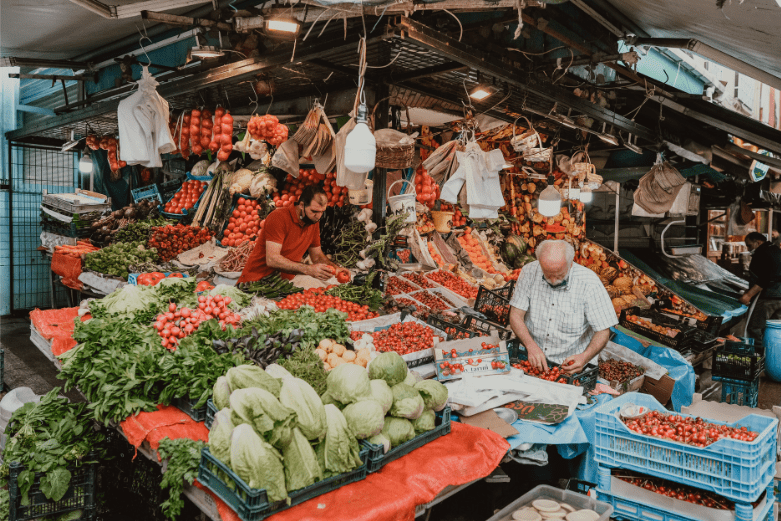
<box><xmin>538</xmin><ymin>175</ymin><xmax>562</xmax><ymax>216</ymax></box>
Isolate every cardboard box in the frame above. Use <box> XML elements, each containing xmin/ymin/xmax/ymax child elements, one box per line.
<box><xmin>640</xmin><ymin>374</ymin><xmax>676</xmax><ymax>406</ymax></box>
<box><xmin>459</xmin><ymin>409</ymin><xmax>519</xmax><ymax>438</ymax></box>
<box><xmin>434</xmin><ymin>335</ymin><xmax>510</xmax><ymax>382</ymax></box>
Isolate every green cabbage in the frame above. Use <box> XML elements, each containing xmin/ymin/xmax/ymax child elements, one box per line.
<box><xmin>320</xmin><ymin>391</ymin><xmax>346</xmax><ymax>410</ymax></box>
<box><xmin>369</xmin><ymin>379</ymin><xmax>393</xmax><ymax>415</ymax></box>
<box><xmin>226</xmin><ymin>365</ymin><xmax>281</xmax><ymax>397</ymax></box>
<box><xmin>325</xmin><ymin>363</ymin><xmax>371</xmax><ymax>404</ymax></box>
<box><xmin>316</xmin><ymin>404</ymin><xmax>363</xmax><ymax>477</ymax></box>
<box><xmin>209</xmin><ymin>285</ymin><xmax>251</xmax><ymax>309</ymax></box>
<box><xmin>229</xmin><ymin>388</ymin><xmax>297</xmax><ymax>449</ymax></box>
<box><xmin>368</xmin><ymin>351</ymin><xmax>408</xmax><ymax>387</ymax></box>
<box><xmin>97</xmin><ymin>284</ymin><xmax>158</xmax><ymax>316</ymax></box>
<box><xmin>208</xmin><ymin>408</ymin><xmax>234</xmax><ymax>466</ymax></box>
<box><xmin>213</xmin><ymin>376</ymin><xmax>231</xmax><ymax>410</ymax></box>
<box><xmin>264</xmin><ymin>364</ymin><xmax>293</xmax><ymax>380</ymax></box>
<box><xmin>389</xmin><ymin>383</ymin><xmax>424</xmax><ymax>420</ymax></box>
<box><xmin>366</xmin><ymin>434</ymin><xmax>391</xmax><ymax>454</ymax></box>
<box><xmin>342</xmin><ymin>400</ymin><xmax>384</xmax><ymax>439</ymax></box>
<box><xmin>279</xmin><ymin>378</ymin><xmax>326</xmax><ymax>441</ymax></box>
<box><xmin>414</xmin><ymin>380</ymin><xmax>449</xmax><ymax>412</ymax></box>
<box><xmin>403</xmin><ymin>372</ymin><xmax>418</xmax><ymax>387</ymax></box>
<box><xmin>282</xmin><ymin>427</ymin><xmax>322</xmax><ymax>491</ymax></box>
<box><xmin>381</xmin><ymin>417</ymin><xmax>416</xmax><ymax>447</ymax></box>
<box><xmin>230</xmin><ymin>424</ymin><xmax>287</xmax><ymax>501</ymax></box>
<box><xmin>412</xmin><ymin>409</ymin><xmax>436</xmax><ymax>433</ymax></box>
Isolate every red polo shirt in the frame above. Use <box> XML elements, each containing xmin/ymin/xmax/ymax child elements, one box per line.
<box><xmin>237</xmin><ymin>205</ymin><xmax>321</xmax><ymax>283</ymax></box>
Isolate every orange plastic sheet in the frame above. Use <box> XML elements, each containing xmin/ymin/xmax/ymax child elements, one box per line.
<box><xmin>120</xmin><ymin>405</ymin><xmax>209</xmax><ymax>459</ymax></box>
<box><xmin>29</xmin><ymin>307</ymin><xmax>86</xmax><ymax>356</ymax></box>
<box><xmin>51</xmin><ymin>251</ymin><xmax>84</xmax><ymax>290</ymax></box>
<box><xmin>196</xmin><ymin>422</ymin><xmax>509</xmax><ymax>521</ymax></box>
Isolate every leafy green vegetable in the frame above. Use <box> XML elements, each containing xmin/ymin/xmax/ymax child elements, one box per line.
<box><xmin>230</xmin><ymin>424</ymin><xmax>287</xmax><ymax>501</ymax></box>
<box><xmin>414</xmin><ymin>380</ymin><xmax>449</xmax><ymax>412</ymax></box>
<box><xmin>157</xmin><ymin>437</ymin><xmax>206</xmax><ymax>521</ymax></box>
<box><xmin>342</xmin><ymin>400</ymin><xmax>384</xmax><ymax>439</ymax></box>
<box><xmin>84</xmin><ymin>241</ymin><xmax>158</xmax><ymax>278</ymax></box>
<box><xmin>243</xmin><ymin>307</ymin><xmax>350</xmax><ymax>350</ymax></box>
<box><xmin>389</xmin><ymin>383</ymin><xmax>425</xmax><ymax>420</ymax></box>
<box><xmin>89</xmin><ymin>284</ymin><xmax>159</xmax><ymax>319</ymax></box>
<box><xmin>412</xmin><ymin>409</ymin><xmax>436</xmax><ymax>433</ymax></box>
<box><xmin>209</xmin><ymin>285</ymin><xmax>251</xmax><ymax>310</ymax></box>
<box><xmin>279</xmin><ymin>378</ymin><xmax>326</xmax><ymax>441</ymax></box>
<box><xmin>229</xmin><ymin>388</ymin><xmax>297</xmax><ymax>449</ymax></box>
<box><xmin>208</xmin><ymin>409</ymin><xmax>234</xmax><ymax>467</ymax></box>
<box><xmin>282</xmin><ymin>428</ymin><xmax>322</xmax><ymax>491</ymax></box>
<box><xmin>324</xmin><ymin>273</ymin><xmax>383</xmax><ymax>311</ymax></box>
<box><xmin>366</xmin><ymin>434</ymin><xmax>391</xmax><ymax>454</ymax></box>
<box><xmin>213</xmin><ymin>376</ymin><xmax>231</xmax><ymax>410</ymax></box>
<box><xmin>315</xmin><ymin>405</ymin><xmax>363</xmax><ymax>478</ymax></box>
<box><xmin>325</xmin><ymin>363</ymin><xmax>372</xmax><ymax>405</ymax></box>
<box><xmin>225</xmin><ymin>365</ymin><xmax>282</xmax><ymax>398</ymax></box>
<box><xmin>0</xmin><ymin>388</ymin><xmax>106</xmax><ymax>504</ymax></box>
<box><xmin>369</xmin><ymin>379</ymin><xmax>393</xmax><ymax>415</ymax></box>
<box><xmin>381</xmin><ymin>417</ymin><xmax>416</xmax><ymax>447</ymax></box>
<box><xmin>277</xmin><ymin>347</ymin><xmax>329</xmax><ymax>396</ymax></box>
<box><xmin>368</xmin><ymin>351</ymin><xmax>408</xmax><ymax>387</ymax></box>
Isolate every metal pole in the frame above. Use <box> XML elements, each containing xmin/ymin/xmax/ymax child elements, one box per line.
<box><xmin>372</xmin><ymin>85</ymin><xmax>390</xmax><ymax>230</ymax></box>
<box><xmin>7</xmin><ymin>141</ymin><xmax>13</xmax><ymax>312</ymax></box>
<box><xmin>614</xmin><ymin>183</ymin><xmax>620</xmax><ymax>254</ymax></box>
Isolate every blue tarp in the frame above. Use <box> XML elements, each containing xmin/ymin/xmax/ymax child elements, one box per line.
<box><xmin>504</xmin><ymin>327</ymin><xmax>696</xmax><ymax>483</ymax></box>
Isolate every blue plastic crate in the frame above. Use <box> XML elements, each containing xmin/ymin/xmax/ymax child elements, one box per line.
<box><xmin>716</xmin><ymin>376</ymin><xmax>759</xmax><ymax>408</ymax></box>
<box><xmin>131</xmin><ymin>184</ymin><xmax>163</xmax><ymax>204</ymax></box>
<box><xmin>158</xmin><ymin>172</ymin><xmax>210</xmax><ymax>219</ymax></box>
<box><xmin>360</xmin><ymin>406</ymin><xmax>452</xmax><ymax>473</ymax></box>
<box><xmin>205</xmin><ymin>398</ymin><xmax>217</xmax><ymax>430</ymax></box>
<box><xmin>597</xmin><ymin>469</ymin><xmax>773</xmax><ymax>521</ymax></box>
<box><xmin>593</xmin><ymin>393</ymin><xmax>777</xmax><ymax>503</ymax></box>
<box><xmin>172</xmin><ymin>396</ymin><xmax>207</xmax><ymax>422</ymax></box>
<box><xmin>198</xmin><ymin>446</ymin><xmax>368</xmax><ymax>521</ymax></box>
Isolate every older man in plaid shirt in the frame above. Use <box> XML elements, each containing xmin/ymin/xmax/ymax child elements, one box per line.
<box><xmin>509</xmin><ymin>240</ymin><xmax>618</xmax><ymax>374</ymax></box>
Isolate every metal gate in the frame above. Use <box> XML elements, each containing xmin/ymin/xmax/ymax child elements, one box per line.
<box><xmin>4</xmin><ymin>141</ymin><xmax>78</xmax><ymax>312</ymax></box>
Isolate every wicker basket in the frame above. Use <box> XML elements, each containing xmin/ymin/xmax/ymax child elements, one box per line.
<box><xmin>371</xmin><ymin>98</ymin><xmax>416</xmax><ymax>170</ymax></box>
<box><xmin>510</xmin><ymin>115</ymin><xmax>551</xmax><ymax>162</ymax></box>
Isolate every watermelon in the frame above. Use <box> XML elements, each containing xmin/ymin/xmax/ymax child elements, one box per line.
<box><xmin>501</xmin><ymin>235</ymin><xmax>527</xmax><ymax>267</ymax></box>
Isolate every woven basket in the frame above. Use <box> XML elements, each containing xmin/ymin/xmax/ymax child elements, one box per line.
<box><xmin>372</xmin><ymin>98</ymin><xmax>415</xmax><ymax>170</ymax></box>
<box><xmin>510</xmin><ymin>115</ymin><xmax>551</xmax><ymax>162</ymax></box>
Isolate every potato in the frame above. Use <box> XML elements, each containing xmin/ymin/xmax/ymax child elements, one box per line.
<box><xmin>355</xmin><ymin>357</ymin><xmax>368</xmax><ymax>368</ymax></box>
<box><xmin>331</xmin><ymin>343</ymin><xmax>346</xmax><ymax>357</ymax></box>
<box><xmin>326</xmin><ymin>353</ymin><xmax>340</xmax><ymax>367</ymax></box>
<box><xmin>331</xmin><ymin>357</ymin><xmax>347</xmax><ymax>367</ymax></box>
<box><xmin>342</xmin><ymin>350</ymin><xmax>357</xmax><ymax>362</ymax></box>
<box><xmin>314</xmin><ymin>348</ymin><xmax>327</xmax><ymax>361</ymax></box>
<box><xmin>319</xmin><ymin>339</ymin><xmax>334</xmax><ymax>351</ymax></box>
<box><xmin>356</xmin><ymin>348</ymin><xmax>371</xmax><ymax>360</ymax></box>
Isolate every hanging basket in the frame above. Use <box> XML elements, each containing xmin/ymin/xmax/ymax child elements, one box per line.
<box><xmin>510</xmin><ymin>115</ymin><xmax>540</xmax><ymax>153</ymax></box>
<box><xmin>371</xmin><ymin>98</ymin><xmax>416</xmax><ymax>170</ymax></box>
<box><xmin>572</xmin><ymin>150</ymin><xmax>602</xmax><ymax>188</ymax></box>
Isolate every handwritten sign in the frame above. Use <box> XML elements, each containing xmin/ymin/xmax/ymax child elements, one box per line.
<box><xmin>503</xmin><ymin>400</ymin><xmax>570</xmax><ymax>425</ymax></box>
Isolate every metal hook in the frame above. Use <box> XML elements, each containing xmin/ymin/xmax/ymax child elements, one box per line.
<box><xmin>247</xmin><ymin>83</ymin><xmax>260</xmax><ymax>114</ymax></box>
<box><xmin>135</xmin><ymin>24</ymin><xmax>152</xmax><ymax>67</ymax></box>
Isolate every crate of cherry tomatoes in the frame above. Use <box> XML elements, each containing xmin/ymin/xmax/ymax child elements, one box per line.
<box><xmin>594</xmin><ymin>392</ymin><xmax>777</xmax><ymax>504</ymax></box>
<box><xmin>506</xmin><ymin>339</ymin><xmax>598</xmax><ymax>392</ymax></box>
<box><xmin>421</xmin><ymin>269</ymin><xmax>479</xmax><ymax>303</ymax></box>
<box><xmin>160</xmin><ymin>173</ymin><xmax>209</xmax><ymax>219</ymax></box>
<box><xmin>426</xmin><ymin>315</ymin><xmax>478</xmax><ymax>341</ymax></box>
<box><xmin>349</xmin><ymin>313</ymin><xmax>446</xmax><ymax>368</ymax></box>
<box><xmin>619</xmin><ymin>307</ymin><xmax>698</xmax><ymax>351</ymax></box>
<box><xmin>218</xmin><ymin>196</ymin><xmax>265</xmax><ymax>247</ymax></box>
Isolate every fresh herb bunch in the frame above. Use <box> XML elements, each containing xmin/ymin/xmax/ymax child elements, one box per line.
<box><xmin>325</xmin><ymin>272</ymin><xmax>382</xmax><ymax>310</ymax></box>
<box><xmin>0</xmin><ymin>388</ymin><xmax>106</xmax><ymax>506</ymax></box>
<box><xmin>60</xmin><ymin>317</ymin><xmax>248</xmax><ymax>423</ymax></box>
<box><xmin>242</xmin><ymin>307</ymin><xmax>350</xmax><ymax>350</ymax></box>
<box><xmin>113</xmin><ymin>222</ymin><xmax>154</xmax><ymax>243</ymax></box>
<box><xmin>84</xmin><ymin>241</ymin><xmax>159</xmax><ymax>279</ymax></box>
<box><xmin>157</xmin><ymin>437</ymin><xmax>205</xmax><ymax>521</ymax></box>
<box><xmin>329</xmin><ymin>219</ymin><xmax>369</xmax><ymax>268</ymax></box>
<box><xmin>364</xmin><ymin>211</ymin><xmax>410</xmax><ymax>271</ymax></box>
<box><xmin>212</xmin><ymin>328</ymin><xmax>305</xmax><ymax>368</ymax></box>
<box><xmin>277</xmin><ymin>346</ymin><xmax>329</xmax><ymax>395</ymax></box>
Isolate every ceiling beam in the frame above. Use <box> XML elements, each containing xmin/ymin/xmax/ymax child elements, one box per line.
<box><xmin>141</xmin><ymin>10</ymin><xmax>233</xmax><ymax>32</ymax></box>
<box><xmin>0</xmin><ymin>57</ymin><xmax>96</xmax><ymax>71</ymax></box>
<box><xmin>387</xmin><ymin>62</ymin><xmax>467</xmax><ymax>83</ymax></box>
<box><xmin>9</xmin><ymin>73</ymin><xmax>96</xmax><ymax>82</ymax></box>
<box><xmin>724</xmin><ymin>143</ymin><xmax>781</xmax><ymax>171</ymax></box>
<box><xmin>394</xmin><ymin>17</ymin><xmax>657</xmax><ymax>141</ymax></box>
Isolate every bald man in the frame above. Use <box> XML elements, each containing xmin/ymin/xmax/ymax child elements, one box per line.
<box><xmin>508</xmin><ymin>240</ymin><xmax>618</xmax><ymax>374</ymax></box>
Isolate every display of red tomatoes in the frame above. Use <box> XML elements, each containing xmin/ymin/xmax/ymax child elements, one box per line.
<box><xmin>425</xmin><ymin>270</ymin><xmax>478</xmax><ymax>300</ymax></box>
<box><xmin>136</xmin><ymin>272</ymin><xmax>166</xmax><ymax>286</ymax></box>
<box><xmin>372</xmin><ymin>321</ymin><xmax>442</xmax><ymax>356</ymax></box>
<box><xmin>513</xmin><ymin>359</ymin><xmax>569</xmax><ymax>384</ymax></box>
<box><xmin>615</xmin><ymin>470</ymin><xmax>738</xmax><ymax>510</ymax></box>
<box><xmin>323</xmin><ymin>171</ymin><xmax>348</xmax><ymax>207</ymax></box>
<box><xmin>276</xmin><ymin>287</ymin><xmax>378</xmax><ymax>322</ymax></box>
<box><xmin>163</xmin><ymin>180</ymin><xmax>207</xmax><ymax>215</ymax></box>
<box><xmin>622</xmin><ymin>409</ymin><xmax>758</xmax><ymax>447</ymax></box>
<box><xmin>223</xmin><ymin>197</ymin><xmax>264</xmax><ymax>247</ymax></box>
<box><xmin>148</xmin><ymin>224</ymin><xmax>213</xmax><ymax>262</ymax></box>
<box><xmin>153</xmin><ymin>296</ymin><xmax>240</xmax><ymax>350</ymax></box>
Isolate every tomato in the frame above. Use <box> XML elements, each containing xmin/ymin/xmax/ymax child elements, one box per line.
<box><xmin>168</xmin><ymin>273</ymin><xmax>184</xmax><ymax>278</ymax></box>
<box><xmin>336</xmin><ymin>270</ymin><xmax>351</xmax><ymax>284</ymax></box>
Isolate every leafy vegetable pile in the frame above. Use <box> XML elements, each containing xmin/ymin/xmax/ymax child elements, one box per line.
<box><xmin>0</xmin><ymin>388</ymin><xmax>106</xmax><ymax>506</ymax></box>
<box><xmin>113</xmin><ymin>220</ymin><xmax>166</xmax><ymax>243</ymax></box>
<box><xmin>213</xmin><ymin>328</ymin><xmax>305</xmax><ymax>368</ymax></box>
<box><xmin>59</xmin><ymin>317</ymin><xmax>248</xmax><ymax>423</ymax></box>
<box><xmin>238</xmin><ymin>272</ymin><xmax>303</xmax><ymax>299</ymax></box>
<box><xmin>157</xmin><ymin>437</ymin><xmax>205</xmax><ymax>521</ymax></box>
<box><xmin>243</xmin><ymin>307</ymin><xmax>351</xmax><ymax>351</ymax></box>
<box><xmin>84</xmin><ymin>241</ymin><xmax>159</xmax><ymax>279</ymax></box>
<box><xmin>324</xmin><ymin>272</ymin><xmax>383</xmax><ymax>311</ymax></box>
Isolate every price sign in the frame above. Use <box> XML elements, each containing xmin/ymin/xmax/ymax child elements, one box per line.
<box><xmin>503</xmin><ymin>400</ymin><xmax>570</xmax><ymax>424</ymax></box>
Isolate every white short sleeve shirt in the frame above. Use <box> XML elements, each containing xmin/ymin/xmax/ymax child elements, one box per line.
<box><xmin>509</xmin><ymin>261</ymin><xmax>618</xmax><ymax>363</ymax></box>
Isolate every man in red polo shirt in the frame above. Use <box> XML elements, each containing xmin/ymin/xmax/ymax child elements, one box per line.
<box><xmin>238</xmin><ymin>185</ymin><xmax>339</xmax><ymax>283</ymax></box>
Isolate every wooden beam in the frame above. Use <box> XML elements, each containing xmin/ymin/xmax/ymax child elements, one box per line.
<box><xmin>725</xmin><ymin>143</ymin><xmax>781</xmax><ymax>171</ymax></box>
<box><xmin>141</xmin><ymin>10</ymin><xmax>233</xmax><ymax>31</ymax></box>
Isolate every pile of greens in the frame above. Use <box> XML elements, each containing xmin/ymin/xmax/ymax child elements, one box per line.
<box><xmin>84</xmin><ymin>241</ymin><xmax>158</xmax><ymax>279</ymax></box>
<box><xmin>212</xmin><ymin>328</ymin><xmax>305</xmax><ymax>368</ymax></box>
<box><xmin>89</xmin><ymin>278</ymin><xmax>198</xmax><ymax>325</ymax></box>
<box><xmin>157</xmin><ymin>437</ymin><xmax>205</xmax><ymax>521</ymax></box>
<box><xmin>0</xmin><ymin>389</ymin><xmax>106</xmax><ymax>506</ymax></box>
<box><xmin>59</xmin><ymin>317</ymin><xmax>248</xmax><ymax>423</ymax></box>
<box><xmin>243</xmin><ymin>307</ymin><xmax>350</xmax><ymax>350</ymax></box>
<box><xmin>325</xmin><ymin>272</ymin><xmax>382</xmax><ymax>311</ymax></box>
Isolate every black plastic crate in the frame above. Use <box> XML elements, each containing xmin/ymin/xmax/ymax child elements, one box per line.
<box><xmin>619</xmin><ymin>307</ymin><xmax>698</xmax><ymax>351</ymax></box>
<box><xmin>474</xmin><ymin>286</ymin><xmax>511</xmax><ymax>326</ymax></box>
<box><xmin>9</xmin><ymin>452</ymin><xmax>98</xmax><ymax>521</ymax></box>
<box><xmin>688</xmin><ymin>328</ymin><xmax>719</xmax><ymax>353</ymax></box>
<box><xmin>461</xmin><ymin>315</ymin><xmax>513</xmax><ymax>341</ymax></box>
<box><xmin>198</xmin><ymin>446</ymin><xmax>368</xmax><ymax>521</ymax></box>
<box><xmin>360</xmin><ymin>406</ymin><xmax>452</xmax><ymax>473</ymax></box>
<box><xmin>712</xmin><ymin>337</ymin><xmax>764</xmax><ymax>382</ymax></box>
<box><xmin>506</xmin><ymin>339</ymin><xmax>599</xmax><ymax>392</ymax></box>
<box><xmin>157</xmin><ymin>179</ymin><xmax>183</xmax><ymax>202</ymax></box>
<box><xmin>205</xmin><ymin>398</ymin><xmax>217</xmax><ymax>430</ymax></box>
<box><xmin>172</xmin><ymin>396</ymin><xmax>207</xmax><ymax>422</ymax></box>
<box><xmin>426</xmin><ymin>315</ymin><xmax>477</xmax><ymax>340</ymax></box>
<box><xmin>493</xmin><ymin>280</ymin><xmax>516</xmax><ymax>300</ymax></box>
<box><xmin>41</xmin><ymin>219</ymin><xmax>93</xmax><ymax>238</ymax></box>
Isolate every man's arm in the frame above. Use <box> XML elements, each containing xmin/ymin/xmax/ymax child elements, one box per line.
<box><xmin>266</xmin><ymin>241</ymin><xmax>330</xmax><ymax>279</ymax></box>
<box><xmin>509</xmin><ymin>307</ymin><xmax>548</xmax><ymax>371</ymax></box>
<box><xmin>309</xmin><ymin>246</ymin><xmax>340</xmax><ymax>270</ymax></box>
<box><xmin>739</xmin><ymin>284</ymin><xmax>763</xmax><ymax>305</ymax></box>
<box><xmin>562</xmin><ymin>328</ymin><xmax>610</xmax><ymax>374</ymax></box>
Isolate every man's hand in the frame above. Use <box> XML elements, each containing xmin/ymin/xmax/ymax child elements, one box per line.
<box><xmin>525</xmin><ymin>342</ymin><xmax>548</xmax><ymax>372</ymax></box>
<box><xmin>307</xmin><ymin>263</ymin><xmax>334</xmax><ymax>281</ymax></box>
<box><xmin>561</xmin><ymin>353</ymin><xmax>588</xmax><ymax>375</ymax></box>
<box><xmin>738</xmin><ymin>293</ymin><xmax>752</xmax><ymax>306</ymax></box>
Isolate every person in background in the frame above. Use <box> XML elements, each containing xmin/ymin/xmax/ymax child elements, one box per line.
<box><xmin>508</xmin><ymin>240</ymin><xmax>618</xmax><ymax>374</ymax></box>
<box><xmin>772</xmin><ymin>229</ymin><xmax>780</xmax><ymax>247</ymax></box>
<box><xmin>741</xmin><ymin>231</ymin><xmax>781</xmax><ymax>346</ymax></box>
